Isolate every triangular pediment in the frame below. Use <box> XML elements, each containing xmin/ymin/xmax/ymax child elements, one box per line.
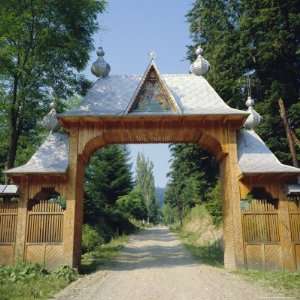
<box><xmin>126</xmin><ymin>63</ymin><xmax>180</xmax><ymax>114</ymax></box>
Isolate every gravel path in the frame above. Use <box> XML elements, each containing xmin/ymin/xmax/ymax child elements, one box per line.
<box><xmin>55</xmin><ymin>227</ymin><xmax>280</xmax><ymax>300</ymax></box>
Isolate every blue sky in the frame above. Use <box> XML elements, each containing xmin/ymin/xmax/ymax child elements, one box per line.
<box><xmin>83</xmin><ymin>0</ymin><xmax>194</xmax><ymax>187</ymax></box>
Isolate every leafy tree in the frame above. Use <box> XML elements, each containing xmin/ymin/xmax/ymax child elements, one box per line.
<box><xmin>135</xmin><ymin>153</ymin><xmax>159</xmax><ymax>223</ymax></box>
<box><xmin>0</xmin><ymin>0</ymin><xmax>106</xmax><ymax>171</ymax></box>
<box><xmin>116</xmin><ymin>188</ymin><xmax>147</xmax><ymax>220</ymax></box>
<box><xmin>162</xmin><ymin>202</ymin><xmax>178</xmax><ymax>225</ymax></box>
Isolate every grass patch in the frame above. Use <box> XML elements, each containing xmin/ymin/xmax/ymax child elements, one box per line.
<box><xmin>236</xmin><ymin>269</ymin><xmax>300</xmax><ymax>299</ymax></box>
<box><xmin>0</xmin><ymin>263</ymin><xmax>77</xmax><ymax>300</ymax></box>
<box><xmin>177</xmin><ymin>229</ymin><xmax>224</xmax><ymax>267</ymax></box>
<box><xmin>80</xmin><ymin>234</ymin><xmax>129</xmax><ymax>274</ymax></box>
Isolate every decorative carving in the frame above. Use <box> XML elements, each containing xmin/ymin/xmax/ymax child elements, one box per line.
<box><xmin>130</xmin><ymin>68</ymin><xmax>174</xmax><ymax>113</ymax></box>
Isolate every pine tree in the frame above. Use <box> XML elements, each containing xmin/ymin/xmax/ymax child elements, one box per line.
<box><xmin>165</xmin><ymin>144</ymin><xmax>218</xmax><ymax>225</ymax></box>
<box><xmin>84</xmin><ymin>145</ymin><xmax>133</xmax><ymax>224</ymax></box>
<box><xmin>186</xmin><ymin>0</ymin><xmax>300</xmax><ymax>164</ymax></box>
<box><xmin>239</xmin><ymin>0</ymin><xmax>300</xmax><ymax>163</ymax></box>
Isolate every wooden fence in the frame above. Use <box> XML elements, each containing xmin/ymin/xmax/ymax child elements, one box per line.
<box><xmin>288</xmin><ymin>198</ymin><xmax>300</xmax><ymax>270</ymax></box>
<box><xmin>26</xmin><ymin>200</ymin><xmax>64</xmax><ymax>244</ymax></box>
<box><xmin>241</xmin><ymin>199</ymin><xmax>282</xmax><ymax>270</ymax></box>
<box><xmin>0</xmin><ymin>202</ymin><xmax>18</xmax><ymax>244</ymax></box>
<box><xmin>241</xmin><ymin>199</ymin><xmax>279</xmax><ymax>243</ymax></box>
<box><xmin>0</xmin><ymin>201</ymin><xmax>18</xmax><ymax>265</ymax></box>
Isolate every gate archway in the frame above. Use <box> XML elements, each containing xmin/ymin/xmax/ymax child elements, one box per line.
<box><xmin>3</xmin><ymin>50</ymin><xmax>300</xmax><ymax>271</ymax></box>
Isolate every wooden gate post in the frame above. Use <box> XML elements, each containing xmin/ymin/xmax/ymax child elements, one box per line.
<box><xmin>15</xmin><ymin>176</ymin><xmax>29</xmax><ymax>262</ymax></box>
<box><xmin>278</xmin><ymin>188</ymin><xmax>296</xmax><ymax>271</ymax></box>
<box><xmin>220</xmin><ymin>129</ymin><xmax>245</xmax><ymax>270</ymax></box>
<box><xmin>63</xmin><ymin>128</ymin><xmax>84</xmax><ymax>268</ymax></box>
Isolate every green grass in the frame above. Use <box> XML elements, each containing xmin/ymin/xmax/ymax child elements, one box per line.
<box><xmin>177</xmin><ymin>226</ymin><xmax>300</xmax><ymax>298</ymax></box>
<box><xmin>0</xmin><ymin>264</ymin><xmax>77</xmax><ymax>300</ymax></box>
<box><xmin>0</xmin><ymin>235</ymin><xmax>129</xmax><ymax>299</ymax></box>
<box><xmin>177</xmin><ymin>229</ymin><xmax>224</xmax><ymax>267</ymax></box>
<box><xmin>80</xmin><ymin>235</ymin><xmax>129</xmax><ymax>274</ymax></box>
<box><xmin>236</xmin><ymin>269</ymin><xmax>300</xmax><ymax>299</ymax></box>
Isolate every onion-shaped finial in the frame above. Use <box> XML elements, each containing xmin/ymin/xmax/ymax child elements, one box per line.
<box><xmin>91</xmin><ymin>47</ymin><xmax>111</xmax><ymax>78</ymax></box>
<box><xmin>244</xmin><ymin>96</ymin><xmax>262</xmax><ymax>130</ymax></box>
<box><xmin>190</xmin><ymin>46</ymin><xmax>210</xmax><ymax>76</ymax></box>
<box><xmin>42</xmin><ymin>102</ymin><xmax>58</xmax><ymax>131</ymax></box>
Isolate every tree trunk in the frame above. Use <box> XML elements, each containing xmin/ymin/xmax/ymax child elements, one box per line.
<box><xmin>278</xmin><ymin>98</ymin><xmax>298</xmax><ymax>167</ymax></box>
<box><xmin>6</xmin><ymin>123</ymin><xmax>19</xmax><ymax>170</ymax></box>
<box><xmin>6</xmin><ymin>76</ymin><xmax>20</xmax><ymax>170</ymax></box>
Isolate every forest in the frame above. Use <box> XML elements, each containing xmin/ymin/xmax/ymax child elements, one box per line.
<box><xmin>0</xmin><ymin>0</ymin><xmax>300</xmax><ymax>251</ymax></box>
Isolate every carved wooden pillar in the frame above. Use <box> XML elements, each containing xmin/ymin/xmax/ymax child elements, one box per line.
<box><xmin>15</xmin><ymin>176</ymin><xmax>29</xmax><ymax>262</ymax></box>
<box><xmin>220</xmin><ymin>129</ymin><xmax>245</xmax><ymax>270</ymax></box>
<box><xmin>63</xmin><ymin>128</ymin><xmax>84</xmax><ymax>268</ymax></box>
<box><xmin>278</xmin><ymin>187</ymin><xmax>296</xmax><ymax>271</ymax></box>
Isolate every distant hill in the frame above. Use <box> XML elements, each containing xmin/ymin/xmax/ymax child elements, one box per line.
<box><xmin>155</xmin><ymin>187</ymin><xmax>165</xmax><ymax>207</ymax></box>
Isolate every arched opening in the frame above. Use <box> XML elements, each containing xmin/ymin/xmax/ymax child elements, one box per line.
<box><xmin>77</xmin><ymin>131</ymin><xmax>228</xmax><ymax>271</ymax></box>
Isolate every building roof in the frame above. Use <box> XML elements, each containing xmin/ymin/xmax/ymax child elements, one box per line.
<box><xmin>0</xmin><ymin>185</ymin><xmax>18</xmax><ymax>195</ymax></box>
<box><xmin>60</xmin><ymin>73</ymin><xmax>248</xmax><ymax>117</ymax></box>
<box><xmin>5</xmin><ymin>133</ymin><xmax>69</xmax><ymax>175</ymax></box>
<box><xmin>238</xmin><ymin>129</ymin><xmax>300</xmax><ymax>175</ymax></box>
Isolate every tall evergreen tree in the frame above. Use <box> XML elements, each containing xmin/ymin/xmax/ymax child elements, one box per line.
<box><xmin>186</xmin><ymin>0</ymin><xmax>300</xmax><ymax>164</ymax></box>
<box><xmin>165</xmin><ymin>144</ymin><xmax>218</xmax><ymax>224</ymax></box>
<box><xmin>84</xmin><ymin>145</ymin><xmax>133</xmax><ymax>224</ymax></box>
<box><xmin>239</xmin><ymin>0</ymin><xmax>300</xmax><ymax>163</ymax></box>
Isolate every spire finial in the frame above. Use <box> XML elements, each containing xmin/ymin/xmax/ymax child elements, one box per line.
<box><xmin>149</xmin><ymin>50</ymin><xmax>157</xmax><ymax>62</ymax></box>
<box><xmin>190</xmin><ymin>46</ymin><xmax>210</xmax><ymax>76</ymax></box>
<box><xmin>244</xmin><ymin>96</ymin><xmax>262</xmax><ymax>130</ymax></box>
<box><xmin>41</xmin><ymin>102</ymin><xmax>58</xmax><ymax>132</ymax></box>
<box><xmin>91</xmin><ymin>46</ymin><xmax>111</xmax><ymax>78</ymax></box>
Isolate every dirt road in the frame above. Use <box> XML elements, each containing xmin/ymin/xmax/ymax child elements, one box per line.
<box><xmin>55</xmin><ymin>227</ymin><xmax>279</xmax><ymax>300</ymax></box>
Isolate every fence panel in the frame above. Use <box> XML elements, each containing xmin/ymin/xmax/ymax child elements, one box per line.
<box><xmin>26</xmin><ymin>200</ymin><xmax>64</xmax><ymax>244</ymax></box>
<box><xmin>0</xmin><ymin>202</ymin><xmax>18</xmax><ymax>243</ymax></box>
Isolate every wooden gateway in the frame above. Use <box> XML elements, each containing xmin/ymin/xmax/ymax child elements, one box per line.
<box><xmin>2</xmin><ymin>47</ymin><xmax>300</xmax><ymax>271</ymax></box>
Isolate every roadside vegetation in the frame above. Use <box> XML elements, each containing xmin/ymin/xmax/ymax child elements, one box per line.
<box><xmin>0</xmin><ymin>263</ymin><xmax>78</xmax><ymax>300</ymax></box>
<box><xmin>81</xmin><ymin>234</ymin><xmax>129</xmax><ymax>274</ymax></box>
<box><xmin>236</xmin><ymin>270</ymin><xmax>300</xmax><ymax>299</ymax></box>
<box><xmin>170</xmin><ymin>205</ymin><xmax>224</xmax><ymax>267</ymax></box>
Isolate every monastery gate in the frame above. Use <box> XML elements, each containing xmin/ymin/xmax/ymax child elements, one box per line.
<box><xmin>1</xmin><ymin>48</ymin><xmax>300</xmax><ymax>271</ymax></box>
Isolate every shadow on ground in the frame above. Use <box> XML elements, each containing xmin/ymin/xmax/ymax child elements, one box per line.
<box><xmin>80</xmin><ymin>227</ymin><xmax>224</xmax><ymax>274</ymax></box>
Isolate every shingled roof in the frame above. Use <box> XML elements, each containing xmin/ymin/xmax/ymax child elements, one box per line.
<box><xmin>60</xmin><ymin>71</ymin><xmax>248</xmax><ymax>117</ymax></box>
<box><xmin>238</xmin><ymin>129</ymin><xmax>300</xmax><ymax>175</ymax></box>
<box><xmin>5</xmin><ymin>129</ymin><xmax>300</xmax><ymax>176</ymax></box>
<box><xmin>5</xmin><ymin>133</ymin><xmax>68</xmax><ymax>175</ymax></box>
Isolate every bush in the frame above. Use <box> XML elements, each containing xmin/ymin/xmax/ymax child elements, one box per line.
<box><xmin>53</xmin><ymin>265</ymin><xmax>78</xmax><ymax>282</ymax></box>
<box><xmin>0</xmin><ymin>263</ymin><xmax>48</xmax><ymax>283</ymax></box>
<box><xmin>81</xmin><ymin>224</ymin><xmax>104</xmax><ymax>253</ymax></box>
<box><xmin>205</xmin><ymin>181</ymin><xmax>223</xmax><ymax>226</ymax></box>
<box><xmin>0</xmin><ymin>263</ymin><xmax>78</xmax><ymax>300</ymax></box>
